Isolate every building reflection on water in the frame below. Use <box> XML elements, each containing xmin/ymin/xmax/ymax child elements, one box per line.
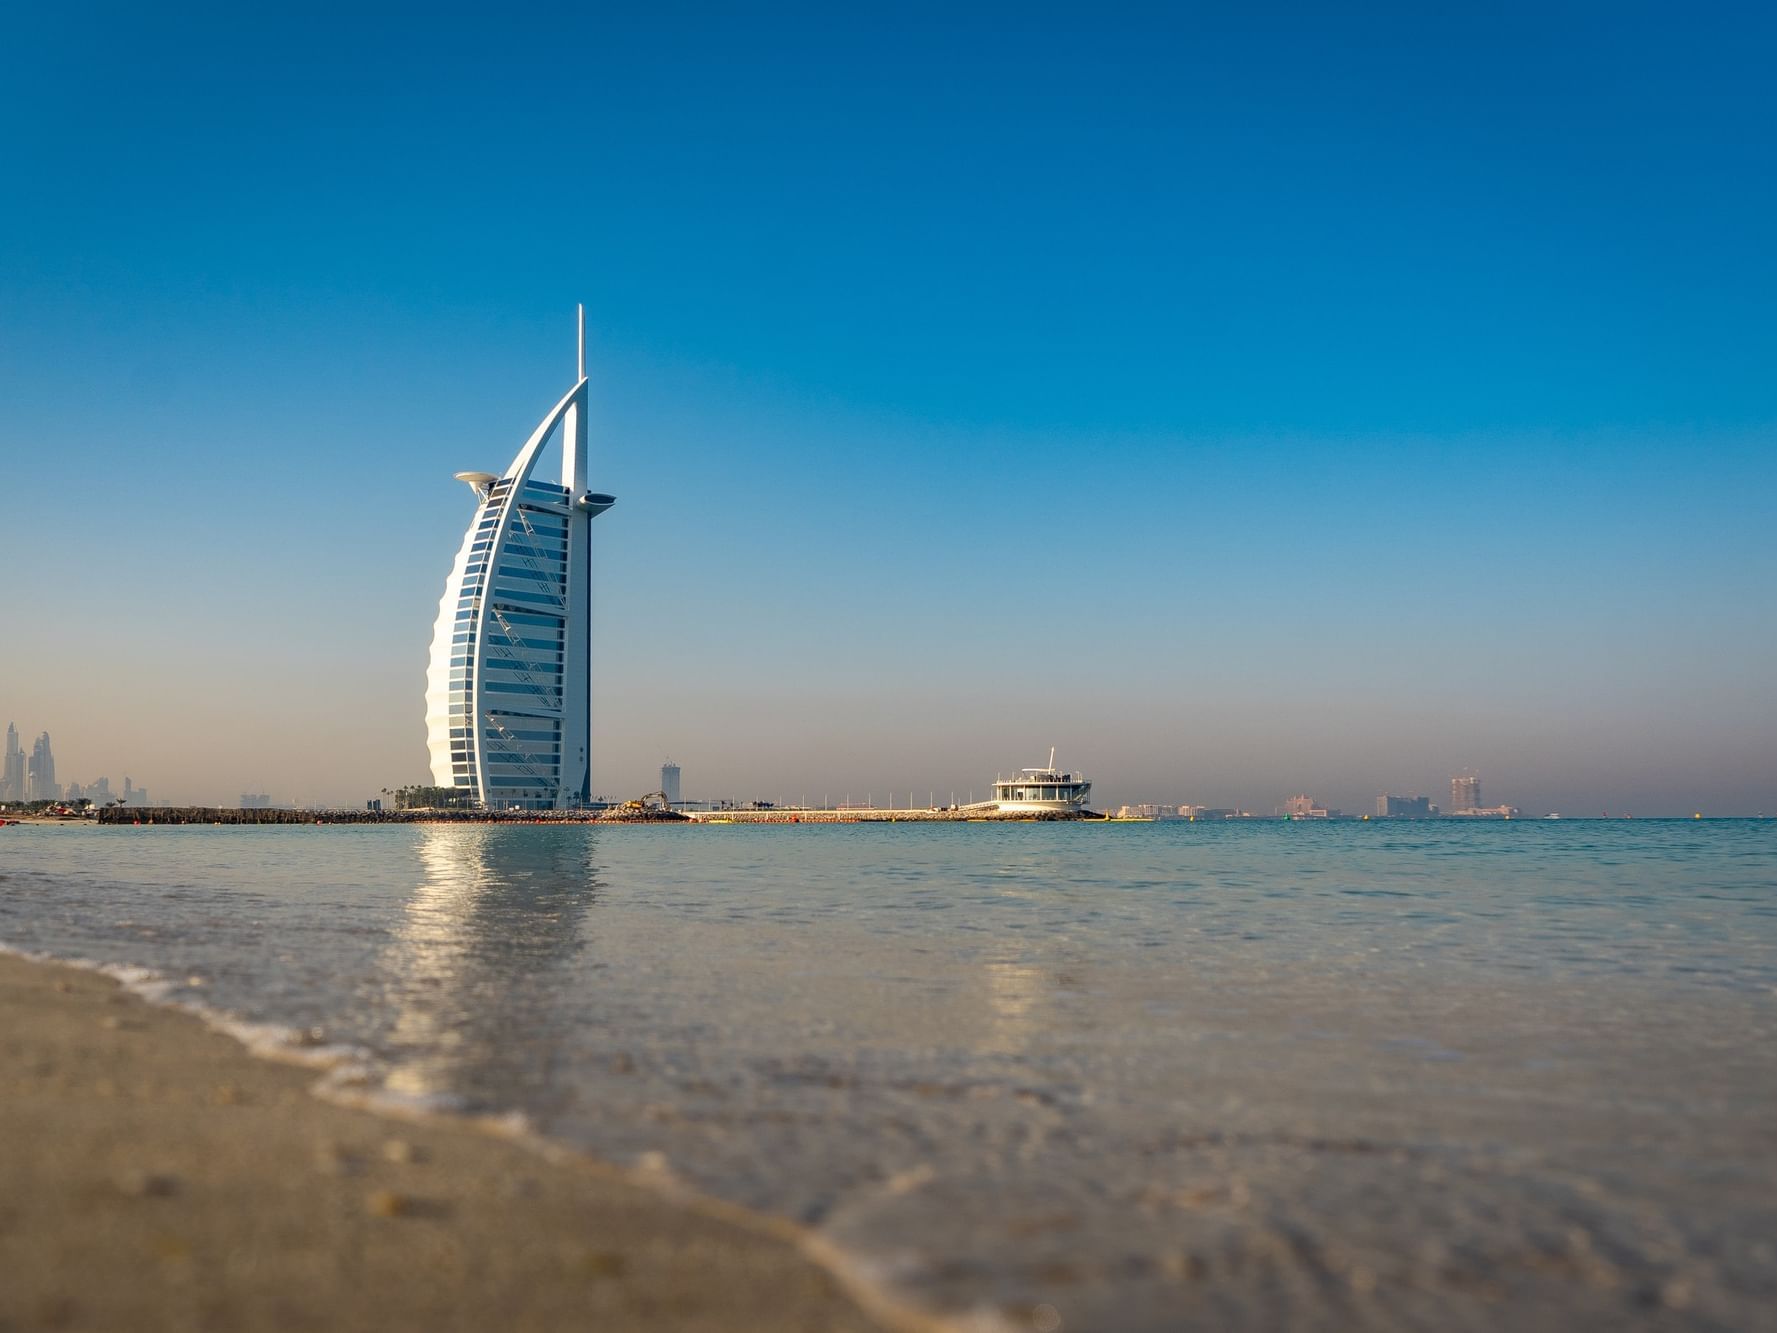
<box><xmin>375</xmin><ymin>825</ymin><xmax>603</xmax><ymax>1112</ymax></box>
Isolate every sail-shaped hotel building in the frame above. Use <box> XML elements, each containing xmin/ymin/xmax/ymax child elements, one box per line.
<box><xmin>423</xmin><ymin>310</ymin><xmax>616</xmax><ymax>809</ymax></box>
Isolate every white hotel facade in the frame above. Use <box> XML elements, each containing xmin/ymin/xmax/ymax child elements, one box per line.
<box><xmin>423</xmin><ymin>310</ymin><xmax>615</xmax><ymax>809</ymax></box>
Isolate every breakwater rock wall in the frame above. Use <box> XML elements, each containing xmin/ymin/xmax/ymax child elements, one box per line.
<box><xmin>94</xmin><ymin>807</ymin><xmax>609</xmax><ymax>826</ymax></box>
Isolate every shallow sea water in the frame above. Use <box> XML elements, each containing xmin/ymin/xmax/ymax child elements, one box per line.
<box><xmin>3</xmin><ymin>819</ymin><xmax>1774</xmax><ymax>1331</ymax></box>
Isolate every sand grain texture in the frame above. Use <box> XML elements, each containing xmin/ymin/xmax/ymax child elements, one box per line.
<box><xmin>0</xmin><ymin>953</ymin><xmax>912</xmax><ymax>1333</ymax></box>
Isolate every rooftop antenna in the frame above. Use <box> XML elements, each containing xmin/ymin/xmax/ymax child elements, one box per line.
<box><xmin>577</xmin><ymin>303</ymin><xmax>585</xmax><ymax>380</ymax></box>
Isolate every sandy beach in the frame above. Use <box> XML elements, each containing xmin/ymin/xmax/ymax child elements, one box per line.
<box><xmin>0</xmin><ymin>951</ymin><xmax>927</xmax><ymax>1333</ymax></box>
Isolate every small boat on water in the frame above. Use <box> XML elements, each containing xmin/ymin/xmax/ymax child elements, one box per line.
<box><xmin>988</xmin><ymin>749</ymin><xmax>1093</xmax><ymax>815</ymax></box>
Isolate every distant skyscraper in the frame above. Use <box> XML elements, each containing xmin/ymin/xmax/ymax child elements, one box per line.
<box><xmin>27</xmin><ymin>731</ymin><xmax>56</xmax><ymax>801</ymax></box>
<box><xmin>1279</xmin><ymin>794</ymin><xmax>1336</xmax><ymax>817</ymax></box>
<box><xmin>1450</xmin><ymin>773</ymin><xmax>1481</xmax><ymax>813</ymax></box>
<box><xmin>1</xmin><ymin>723</ymin><xmax>23</xmax><ymax>802</ymax></box>
<box><xmin>660</xmin><ymin>760</ymin><xmax>682</xmax><ymax>806</ymax></box>
<box><xmin>424</xmin><ymin>308</ymin><xmax>616</xmax><ymax>810</ymax></box>
<box><xmin>1378</xmin><ymin>793</ymin><xmax>1434</xmax><ymax>817</ymax></box>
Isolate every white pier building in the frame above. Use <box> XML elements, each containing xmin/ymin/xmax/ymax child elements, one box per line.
<box><xmin>988</xmin><ymin>750</ymin><xmax>1093</xmax><ymax>814</ymax></box>
<box><xmin>423</xmin><ymin>309</ymin><xmax>616</xmax><ymax>809</ymax></box>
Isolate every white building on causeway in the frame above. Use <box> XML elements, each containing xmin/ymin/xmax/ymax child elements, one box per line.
<box><xmin>424</xmin><ymin>309</ymin><xmax>616</xmax><ymax>809</ymax></box>
<box><xmin>987</xmin><ymin>749</ymin><xmax>1092</xmax><ymax>814</ymax></box>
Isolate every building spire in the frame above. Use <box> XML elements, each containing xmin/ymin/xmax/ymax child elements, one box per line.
<box><xmin>577</xmin><ymin>303</ymin><xmax>585</xmax><ymax>380</ymax></box>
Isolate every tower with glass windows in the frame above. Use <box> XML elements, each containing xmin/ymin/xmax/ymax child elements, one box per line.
<box><xmin>423</xmin><ymin>309</ymin><xmax>615</xmax><ymax>809</ymax></box>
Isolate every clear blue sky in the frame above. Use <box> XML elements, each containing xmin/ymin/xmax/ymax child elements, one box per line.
<box><xmin>2</xmin><ymin>2</ymin><xmax>1773</xmax><ymax>813</ymax></box>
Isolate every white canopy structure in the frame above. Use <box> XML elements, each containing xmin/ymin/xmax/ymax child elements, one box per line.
<box><xmin>423</xmin><ymin>308</ymin><xmax>616</xmax><ymax>808</ymax></box>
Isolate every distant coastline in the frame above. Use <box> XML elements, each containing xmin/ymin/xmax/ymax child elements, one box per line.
<box><xmin>67</xmin><ymin>806</ymin><xmax>1103</xmax><ymax>826</ymax></box>
<box><xmin>1</xmin><ymin>808</ymin><xmax>1756</xmax><ymax>829</ymax></box>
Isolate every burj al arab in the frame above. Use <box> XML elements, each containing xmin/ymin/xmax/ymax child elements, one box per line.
<box><xmin>423</xmin><ymin>308</ymin><xmax>616</xmax><ymax>809</ymax></box>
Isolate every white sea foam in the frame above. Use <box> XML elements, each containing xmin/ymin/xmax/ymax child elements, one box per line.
<box><xmin>0</xmin><ymin>940</ymin><xmax>375</xmax><ymax>1080</ymax></box>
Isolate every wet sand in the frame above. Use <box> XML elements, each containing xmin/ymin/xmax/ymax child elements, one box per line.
<box><xmin>0</xmin><ymin>952</ymin><xmax>930</xmax><ymax>1333</ymax></box>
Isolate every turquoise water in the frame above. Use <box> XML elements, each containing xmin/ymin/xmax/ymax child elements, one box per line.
<box><xmin>3</xmin><ymin>820</ymin><xmax>1774</xmax><ymax>1330</ymax></box>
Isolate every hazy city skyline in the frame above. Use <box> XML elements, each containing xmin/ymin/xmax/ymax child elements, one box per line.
<box><xmin>0</xmin><ymin>699</ymin><xmax>1756</xmax><ymax>818</ymax></box>
<box><xmin>2</xmin><ymin>8</ymin><xmax>1772</xmax><ymax>815</ymax></box>
<box><xmin>0</xmin><ymin>723</ymin><xmax>155</xmax><ymax>807</ymax></box>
